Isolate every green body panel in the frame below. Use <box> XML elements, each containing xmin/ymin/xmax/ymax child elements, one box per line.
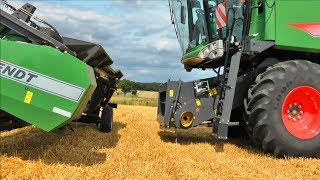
<box><xmin>250</xmin><ymin>0</ymin><xmax>319</xmax><ymax>53</ymax></box>
<box><xmin>274</xmin><ymin>0</ymin><xmax>320</xmax><ymax>53</ymax></box>
<box><xmin>264</xmin><ymin>0</ymin><xmax>275</xmax><ymax>40</ymax></box>
<box><xmin>249</xmin><ymin>0</ymin><xmax>276</xmax><ymax>41</ymax></box>
<box><xmin>0</xmin><ymin>40</ymin><xmax>96</xmax><ymax>132</ymax></box>
<box><xmin>0</xmin><ymin>28</ymin><xmax>29</xmax><ymax>42</ymax></box>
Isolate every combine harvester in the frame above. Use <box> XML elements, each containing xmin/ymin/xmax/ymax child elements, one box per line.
<box><xmin>0</xmin><ymin>1</ymin><xmax>122</xmax><ymax>132</ymax></box>
<box><xmin>158</xmin><ymin>0</ymin><xmax>319</xmax><ymax>157</ymax></box>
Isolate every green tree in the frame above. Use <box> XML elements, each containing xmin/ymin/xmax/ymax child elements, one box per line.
<box><xmin>132</xmin><ymin>90</ymin><xmax>137</xmax><ymax>96</ymax></box>
<box><xmin>117</xmin><ymin>79</ymin><xmax>133</xmax><ymax>96</ymax></box>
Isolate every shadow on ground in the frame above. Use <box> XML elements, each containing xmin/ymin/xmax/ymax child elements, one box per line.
<box><xmin>158</xmin><ymin>128</ymin><xmax>261</xmax><ymax>154</ymax></box>
<box><xmin>0</xmin><ymin>122</ymin><xmax>126</xmax><ymax>166</ymax></box>
<box><xmin>159</xmin><ymin>129</ymin><xmax>215</xmax><ymax>145</ymax></box>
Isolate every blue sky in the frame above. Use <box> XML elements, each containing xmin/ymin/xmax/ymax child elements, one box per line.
<box><xmin>14</xmin><ymin>0</ymin><xmax>212</xmax><ymax>82</ymax></box>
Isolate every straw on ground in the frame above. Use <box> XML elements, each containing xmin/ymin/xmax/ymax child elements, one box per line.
<box><xmin>1</xmin><ymin>105</ymin><xmax>319</xmax><ymax>179</ymax></box>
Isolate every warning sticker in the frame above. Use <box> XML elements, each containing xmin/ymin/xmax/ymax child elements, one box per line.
<box><xmin>169</xmin><ymin>90</ymin><xmax>174</xmax><ymax>97</ymax></box>
<box><xmin>209</xmin><ymin>88</ymin><xmax>218</xmax><ymax>96</ymax></box>
<box><xmin>196</xmin><ymin>98</ymin><xmax>201</xmax><ymax>106</ymax></box>
<box><xmin>24</xmin><ymin>91</ymin><xmax>33</xmax><ymax>104</ymax></box>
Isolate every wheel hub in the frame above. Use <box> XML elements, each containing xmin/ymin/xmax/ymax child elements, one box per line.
<box><xmin>282</xmin><ymin>86</ymin><xmax>320</xmax><ymax>140</ymax></box>
<box><xmin>180</xmin><ymin>112</ymin><xmax>194</xmax><ymax>128</ymax></box>
<box><xmin>287</xmin><ymin>103</ymin><xmax>302</xmax><ymax>122</ymax></box>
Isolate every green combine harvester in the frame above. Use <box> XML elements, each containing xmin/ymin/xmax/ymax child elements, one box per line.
<box><xmin>0</xmin><ymin>1</ymin><xmax>122</xmax><ymax>132</ymax></box>
<box><xmin>158</xmin><ymin>0</ymin><xmax>320</xmax><ymax>157</ymax></box>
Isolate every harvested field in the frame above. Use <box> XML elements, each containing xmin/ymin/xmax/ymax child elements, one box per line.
<box><xmin>136</xmin><ymin>91</ymin><xmax>158</xmax><ymax>99</ymax></box>
<box><xmin>1</xmin><ymin>105</ymin><xmax>319</xmax><ymax>179</ymax></box>
<box><xmin>110</xmin><ymin>96</ymin><xmax>157</xmax><ymax>107</ymax></box>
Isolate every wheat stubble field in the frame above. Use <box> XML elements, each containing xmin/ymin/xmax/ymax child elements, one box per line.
<box><xmin>1</xmin><ymin>105</ymin><xmax>319</xmax><ymax>179</ymax></box>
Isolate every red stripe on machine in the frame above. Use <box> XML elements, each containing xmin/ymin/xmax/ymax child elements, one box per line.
<box><xmin>216</xmin><ymin>18</ymin><xmax>222</xmax><ymax>29</ymax></box>
<box><xmin>216</xmin><ymin>2</ymin><xmax>227</xmax><ymax>29</ymax></box>
<box><xmin>217</xmin><ymin>5</ymin><xmax>227</xmax><ymax>21</ymax></box>
<box><xmin>289</xmin><ymin>23</ymin><xmax>320</xmax><ymax>37</ymax></box>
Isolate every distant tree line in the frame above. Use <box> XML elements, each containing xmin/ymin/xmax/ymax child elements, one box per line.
<box><xmin>117</xmin><ymin>79</ymin><xmax>161</xmax><ymax>95</ymax></box>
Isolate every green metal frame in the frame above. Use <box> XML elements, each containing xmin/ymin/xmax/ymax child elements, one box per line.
<box><xmin>0</xmin><ymin>40</ymin><xmax>96</xmax><ymax>132</ymax></box>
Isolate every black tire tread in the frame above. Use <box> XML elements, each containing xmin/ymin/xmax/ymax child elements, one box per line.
<box><xmin>246</xmin><ymin>60</ymin><xmax>320</xmax><ymax>158</ymax></box>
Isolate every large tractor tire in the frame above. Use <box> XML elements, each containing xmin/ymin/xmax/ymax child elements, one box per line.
<box><xmin>246</xmin><ymin>60</ymin><xmax>320</xmax><ymax>157</ymax></box>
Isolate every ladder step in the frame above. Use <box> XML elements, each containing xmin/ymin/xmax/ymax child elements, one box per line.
<box><xmin>226</xmin><ymin>122</ymin><xmax>239</xmax><ymax>126</ymax></box>
<box><xmin>219</xmin><ymin>120</ymin><xmax>239</xmax><ymax>126</ymax></box>
<box><xmin>216</xmin><ymin>51</ymin><xmax>242</xmax><ymax>139</ymax></box>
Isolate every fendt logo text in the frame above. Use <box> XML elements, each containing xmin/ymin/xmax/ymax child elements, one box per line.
<box><xmin>0</xmin><ymin>60</ymin><xmax>84</xmax><ymax>102</ymax></box>
<box><xmin>0</xmin><ymin>61</ymin><xmax>38</xmax><ymax>83</ymax></box>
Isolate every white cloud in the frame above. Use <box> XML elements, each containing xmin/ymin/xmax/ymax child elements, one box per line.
<box><xmin>11</xmin><ymin>0</ymin><xmax>213</xmax><ymax>82</ymax></box>
<box><xmin>153</xmin><ymin>39</ymin><xmax>179</xmax><ymax>51</ymax></box>
<box><xmin>138</xmin><ymin>69</ymin><xmax>151</xmax><ymax>75</ymax></box>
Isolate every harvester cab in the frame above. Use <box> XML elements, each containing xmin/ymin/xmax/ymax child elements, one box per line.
<box><xmin>0</xmin><ymin>1</ymin><xmax>122</xmax><ymax>132</ymax></box>
<box><xmin>170</xmin><ymin>0</ymin><xmax>244</xmax><ymax>71</ymax></box>
<box><xmin>158</xmin><ymin>0</ymin><xmax>320</xmax><ymax>157</ymax></box>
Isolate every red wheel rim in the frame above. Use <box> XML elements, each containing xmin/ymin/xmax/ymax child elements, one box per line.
<box><xmin>282</xmin><ymin>86</ymin><xmax>320</xmax><ymax>139</ymax></box>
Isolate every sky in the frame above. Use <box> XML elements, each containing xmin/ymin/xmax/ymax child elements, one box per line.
<box><xmin>13</xmin><ymin>0</ymin><xmax>212</xmax><ymax>82</ymax></box>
